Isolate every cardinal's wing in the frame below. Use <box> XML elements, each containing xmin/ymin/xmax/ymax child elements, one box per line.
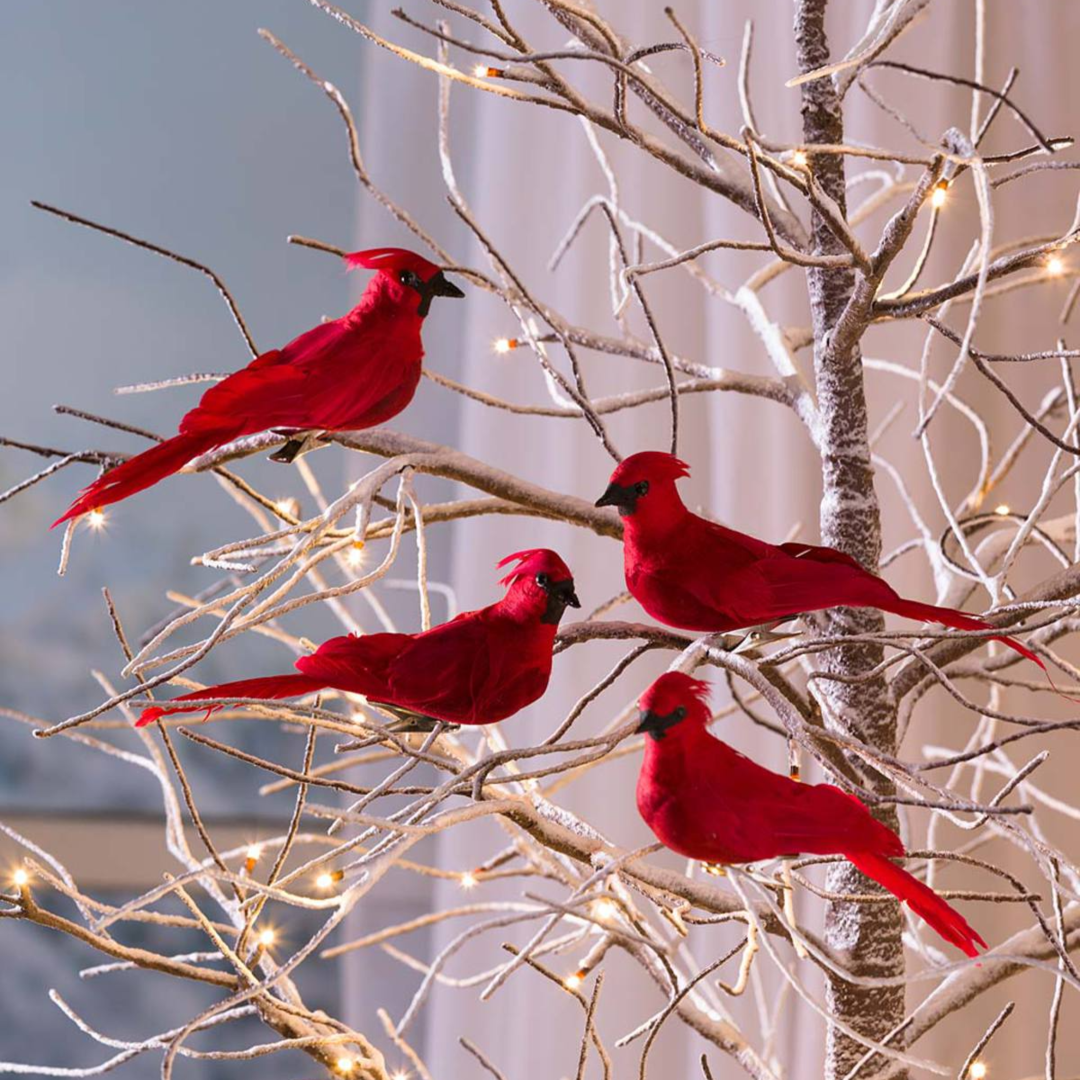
<box><xmin>673</xmin><ymin>531</ymin><xmax>882</xmax><ymax>627</ymax></box>
<box><xmin>180</xmin><ymin>320</ymin><xmax>411</xmax><ymax>433</ymax></box>
<box><xmin>379</xmin><ymin>615</ymin><xmax>495</xmax><ymax>719</ymax></box>
<box><xmin>294</xmin><ymin>631</ymin><xmax>411</xmax><ymax>689</ymax></box>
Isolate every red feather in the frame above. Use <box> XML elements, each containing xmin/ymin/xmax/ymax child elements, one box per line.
<box><xmin>52</xmin><ymin>251</ymin><xmax>461</xmax><ymax>527</ymax></box>
<box><xmin>635</xmin><ymin>673</ymin><xmax>985</xmax><ymax>957</ymax></box>
<box><xmin>603</xmin><ymin>452</ymin><xmax>1045</xmax><ymax>677</ymax></box>
<box><xmin>136</xmin><ymin>550</ymin><xmax>574</xmax><ymax>728</ymax></box>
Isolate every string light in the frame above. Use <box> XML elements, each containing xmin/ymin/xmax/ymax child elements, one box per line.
<box><xmin>930</xmin><ymin>180</ymin><xmax>949</xmax><ymax>209</ymax></box>
<box><xmin>274</xmin><ymin>497</ymin><xmax>299</xmax><ymax>517</ymax></box>
<box><xmin>459</xmin><ymin>871</ymin><xmax>478</xmax><ymax>891</ymax></box>
<box><xmin>492</xmin><ymin>337</ymin><xmax>519</xmax><ymax>354</ymax></box>
<box><xmin>994</xmin><ymin>504</ymin><xmax>1011</xmax><ymax>516</ymax></box>
<box><xmin>563</xmin><ymin>971</ymin><xmax>584</xmax><ymax>991</ymax></box>
<box><xmin>346</xmin><ymin>542</ymin><xmax>365</xmax><ymax>568</ymax></box>
<box><xmin>791</xmin><ymin>149</ymin><xmax>808</xmax><ymax>168</ymax></box>
<box><xmin>390</xmin><ymin>1071</ymin><xmax>410</xmax><ymax>1080</ymax></box>
<box><xmin>244</xmin><ymin>844</ymin><xmax>262</xmax><ymax>874</ymax></box>
<box><xmin>472</xmin><ymin>64</ymin><xmax>503</xmax><ymax>78</ymax></box>
<box><xmin>968</xmin><ymin>1063</ymin><xmax>987</xmax><ymax>1080</ymax></box>
<box><xmin>336</xmin><ymin>1057</ymin><xmax>355</xmax><ymax>1075</ymax></box>
<box><xmin>12</xmin><ymin>869</ymin><xmax>29</xmax><ymax>888</ymax></box>
<box><xmin>257</xmin><ymin>928</ymin><xmax>276</xmax><ymax>948</ymax></box>
<box><xmin>316</xmin><ymin>869</ymin><xmax>344</xmax><ymax>890</ymax></box>
<box><xmin>592</xmin><ymin>898</ymin><xmax>619</xmax><ymax>922</ymax></box>
<box><xmin>1047</xmin><ymin>254</ymin><xmax>1065</xmax><ymax>276</ymax></box>
<box><xmin>87</xmin><ymin>509</ymin><xmax>106</xmax><ymax>530</ymax></box>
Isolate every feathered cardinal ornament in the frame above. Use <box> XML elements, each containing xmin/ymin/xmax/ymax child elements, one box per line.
<box><xmin>136</xmin><ymin>549</ymin><xmax>579</xmax><ymax>728</ymax></box>
<box><xmin>53</xmin><ymin>249</ymin><xmax>463</xmax><ymax>527</ymax></box>
<box><xmin>596</xmin><ymin>451</ymin><xmax>1041</xmax><ymax>670</ymax></box>
<box><xmin>634</xmin><ymin>673</ymin><xmax>986</xmax><ymax>956</ymax></box>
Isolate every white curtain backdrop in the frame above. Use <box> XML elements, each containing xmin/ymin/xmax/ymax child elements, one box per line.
<box><xmin>350</xmin><ymin>3</ymin><xmax>1080</xmax><ymax>1076</ymax></box>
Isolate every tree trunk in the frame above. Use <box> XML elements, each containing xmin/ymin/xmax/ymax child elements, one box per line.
<box><xmin>792</xmin><ymin>3</ymin><xmax>906</xmax><ymax>1076</ymax></box>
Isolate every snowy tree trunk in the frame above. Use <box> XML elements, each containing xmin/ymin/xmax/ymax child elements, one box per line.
<box><xmin>793</xmin><ymin>3</ymin><xmax>906</xmax><ymax>1076</ymax></box>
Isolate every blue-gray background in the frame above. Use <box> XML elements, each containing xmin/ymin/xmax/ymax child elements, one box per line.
<box><xmin>1</xmin><ymin>3</ymin><xmax>461</xmax><ymax>1071</ymax></box>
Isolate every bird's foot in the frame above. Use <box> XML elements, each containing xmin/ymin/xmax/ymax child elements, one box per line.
<box><xmin>701</xmin><ymin>862</ymin><xmax>728</xmax><ymax>877</ymax></box>
<box><xmin>369</xmin><ymin>702</ymin><xmax>459</xmax><ymax>734</ymax></box>
<box><xmin>269</xmin><ymin>430</ymin><xmax>328</xmax><ymax>464</ymax></box>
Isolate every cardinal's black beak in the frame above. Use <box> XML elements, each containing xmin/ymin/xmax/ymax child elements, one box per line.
<box><xmin>540</xmin><ymin>578</ymin><xmax>581</xmax><ymax>624</ymax></box>
<box><xmin>636</xmin><ymin>709</ymin><xmax>664</xmax><ymax>738</ymax></box>
<box><xmin>595</xmin><ymin>481</ymin><xmax>636</xmax><ymax>516</ymax></box>
<box><xmin>635</xmin><ymin>707</ymin><xmax>685</xmax><ymax>740</ymax></box>
<box><xmin>429</xmin><ymin>271</ymin><xmax>465</xmax><ymax>299</ymax></box>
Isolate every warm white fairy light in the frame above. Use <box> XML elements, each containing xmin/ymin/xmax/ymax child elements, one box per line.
<box><xmin>492</xmin><ymin>337</ymin><xmax>518</xmax><ymax>354</ymax></box>
<box><xmin>346</xmin><ymin>543</ymin><xmax>365</xmax><ymax>568</ymax></box>
<box><xmin>592</xmin><ymin>897</ymin><xmax>619</xmax><ymax>922</ymax></box>
<box><xmin>930</xmin><ymin>180</ymin><xmax>949</xmax><ymax>209</ymax></box>
<box><xmin>968</xmin><ymin>1063</ymin><xmax>987</xmax><ymax>1080</ymax></box>
<box><xmin>472</xmin><ymin>63</ymin><xmax>502</xmax><ymax>78</ymax></box>
<box><xmin>563</xmin><ymin>971</ymin><xmax>583</xmax><ymax>991</ymax></box>
<box><xmin>258</xmin><ymin>928</ymin><xmax>276</xmax><ymax>947</ymax></box>
<box><xmin>87</xmin><ymin>509</ymin><xmax>106</xmax><ymax>530</ymax></box>
<box><xmin>390</xmin><ymin>1071</ymin><xmax>410</xmax><ymax>1080</ymax></box>
<box><xmin>994</xmin><ymin>504</ymin><xmax>1011</xmax><ymax>516</ymax></box>
<box><xmin>316</xmin><ymin>869</ymin><xmax>343</xmax><ymax>890</ymax></box>
<box><xmin>337</xmin><ymin>1057</ymin><xmax>355</xmax><ymax>1075</ymax></box>
<box><xmin>791</xmin><ymin>149</ymin><xmax>808</xmax><ymax>168</ymax></box>
<box><xmin>459</xmin><ymin>871</ymin><xmax>478</xmax><ymax>890</ymax></box>
<box><xmin>1047</xmin><ymin>254</ymin><xmax>1065</xmax><ymax>276</ymax></box>
<box><xmin>12</xmin><ymin>869</ymin><xmax>29</xmax><ymax>888</ymax></box>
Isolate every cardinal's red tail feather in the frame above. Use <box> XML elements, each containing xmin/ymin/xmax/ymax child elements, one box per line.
<box><xmin>848</xmin><ymin>852</ymin><xmax>985</xmax><ymax>958</ymax></box>
<box><xmin>136</xmin><ymin>674</ymin><xmax>324</xmax><ymax>727</ymax></box>
<box><xmin>885</xmin><ymin>597</ymin><xmax>1044</xmax><ymax>669</ymax></box>
<box><xmin>51</xmin><ymin>429</ymin><xmax>223</xmax><ymax>528</ymax></box>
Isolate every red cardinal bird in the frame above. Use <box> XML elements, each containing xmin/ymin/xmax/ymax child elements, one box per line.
<box><xmin>635</xmin><ymin>672</ymin><xmax>986</xmax><ymax>956</ymax></box>
<box><xmin>596</xmin><ymin>451</ymin><xmax>1040</xmax><ymax>668</ymax></box>
<box><xmin>53</xmin><ymin>249</ymin><xmax>464</xmax><ymax>528</ymax></box>
<box><xmin>136</xmin><ymin>549</ymin><xmax>579</xmax><ymax>728</ymax></box>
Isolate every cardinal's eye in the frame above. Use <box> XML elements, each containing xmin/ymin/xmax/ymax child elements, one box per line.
<box><xmin>673</xmin><ymin>706</ymin><xmax>687</xmax><ymax>721</ymax></box>
<box><xmin>535</xmin><ymin>573</ymin><xmax>551</xmax><ymax>589</ymax></box>
<box><xmin>399</xmin><ymin>270</ymin><xmax>422</xmax><ymax>289</ymax></box>
<box><xmin>634</xmin><ymin>481</ymin><xmax>650</xmax><ymax>497</ymax></box>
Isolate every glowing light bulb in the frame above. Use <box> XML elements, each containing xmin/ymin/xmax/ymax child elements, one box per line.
<box><xmin>563</xmin><ymin>971</ymin><xmax>583</xmax><ymax>991</ymax></box>
<box><xmin>391</xmin><ymin>1071</ymin><xmax>410</xmax><ymax>1080</ymax></box>
<box><xmin>791</xmin><ymin>150</ymin><xmax>808</xmax><ymax>168</ymax></box>
<box><xmin>930</xmin><ymin>181</ymin><xmax>948</xmax><ymax>209</ymax></box>
<box><xmin>492</xmin><ymin>337</ymin><xmax>518</xmax><ymax>354</ymax></box>
<box><xmin>246</xmin><ymin>844</ymin><xmax>262</xmax><ymax>862</ymax></box>
<box><xmin>994</xmin><ymin>504</ymin><xmax>1011</xmax><ymax>516</ymax></box>
<box><xmin>317</xmin><ymin>873</ymin><xmax>334</xmax><ymax>890</ymax></box>
<box><xmin>258</xmin><ymin>928</ymin><xmax>276</xmax><ymax>947</ymax></box>
<box><xmin>459</xmin><ymin>871</ymin><xmax>478</xmax><ymax>890</ymax></box>
<box><xmin>337</xmin><ymin>1057</ymin><xmax>355</xmax><ymax>1075</ymax></box>
<box><xmin>593</xmin><ymin>898</ymin><xmax>619</xmax><ymax>922</ymax></box>
<box><xmin>13</xmin><ymin>869</ymin><xmax>29</xmax><ymax>888</ymax></box>
<box><xmin>274</xmin><ymin>497</ymin><xmax>299</xmax><ymax>517</ymax></box>
<box><xmin>472</xmin><ymin>64</ymin><xmax>502</xmax><ymax>78</ymax></box>
<box><xmin>87</xmin><ymin>509</ymin><xmax>106</xmax><ymax>530</ymax></box>
<box><xmin>346</xmin><ymin>543</ymin><xmax>365</xmax><ymax>568</ymax></box>
<box><xmin>968</xmin><ymin>1063</ymin><xmax>987</xmax><ymax>1080</ymax></box>
<box><xmin>1047</xmin><ymin>254</ymin><xmax>1065</xmax><ymax>276</ymax></box>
